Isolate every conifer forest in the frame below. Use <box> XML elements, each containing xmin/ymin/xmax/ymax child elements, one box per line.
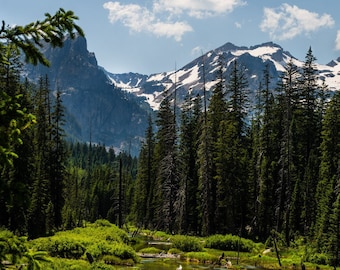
<box><xmin>1</xmin><ymin>8</ymin><xmax>340</xmax><ymax>267</ymax></box>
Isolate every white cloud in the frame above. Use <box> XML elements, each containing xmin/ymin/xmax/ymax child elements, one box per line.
<box><xmin>336</xmin><ymin>30</ymin><xmax>340</xmax><ymax>51</ymax></box>
<box><xmin>103</xmin><ymin>0</ymin><xmax>245</xmax><ymax>41</ymax></box>
<box><xmin>153</xmin><ymin>0</ymin><xmax>246</xmax><ymax>19</ymax></box>
<box><xmin>103</xmin><ymin>2</ymin><xmax>154</xmax><ymax>32</ymax></box>
<box><xmin>151</xmin><ymin>21</ymin><xmax>193</xmax><ymax>41</ymax></box>
<box><xmin>103</xmin><ymin>1</ymin><xmax>192</xmax><ymax>41</ymax></box>
<box><xmin>235</xmin><ymin>22</ymin><xmax>242</xmax><ymax>29</ymax></box>
<box><xmin>191</xmin><ymin>46</ymin><xmax>203</xmax><ymax>57</ymax></box>
<box><xmin>260</xmin><ymin>3</ymin><xmax>334</xmax><ymax>40</ymax></box>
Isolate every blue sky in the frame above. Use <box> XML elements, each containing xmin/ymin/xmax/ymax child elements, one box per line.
<box><xmin>2</xmin><ymin>0</ymin><xmax>340</xmax><ymax>74</ymax></box>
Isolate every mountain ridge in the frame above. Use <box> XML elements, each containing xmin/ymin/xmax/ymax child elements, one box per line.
<box><xmin>107</xmin><ymin>41</ymin><xmax>340</xmax><ymax>110</ymax></box>
<box><xmin>24</xmin><ymin>37</ymin><xmax>340</xmax><ymax>153</ymax></box>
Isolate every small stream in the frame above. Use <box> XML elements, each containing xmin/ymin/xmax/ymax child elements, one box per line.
<box><xmin>123</xmin><ymin>239</ymin><xmax>242</xmax><ymax>270</ymax></box>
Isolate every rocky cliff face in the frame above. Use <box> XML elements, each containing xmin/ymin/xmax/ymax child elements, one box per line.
<box><xmin>24</xmin><ymin>36</ymin><xmax>151</xmax><ymax>155</ymax></box>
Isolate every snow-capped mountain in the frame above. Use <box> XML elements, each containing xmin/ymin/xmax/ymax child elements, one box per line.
<box><xmin>107</xmin><ymin>42</ymin><xmax>340</xmax><ymax>110</ymax></box>
<box><xmin>24</xmin><ymin>37</ymin><xmax>340</xmax><ymax>154</ymax></box>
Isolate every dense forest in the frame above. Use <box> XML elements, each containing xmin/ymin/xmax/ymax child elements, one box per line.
<box><xmin>1</xmin><ymin>9</ymin><xmax>340</xmax><ymax>267</ymax></box>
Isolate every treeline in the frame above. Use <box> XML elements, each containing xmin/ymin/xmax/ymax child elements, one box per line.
<box><xmin>130</xmin><ymin>48</ymin><xmax>340</xmax><ymax>264</ymax></box>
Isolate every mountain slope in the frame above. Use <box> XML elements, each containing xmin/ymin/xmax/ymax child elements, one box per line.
<box><xmin>24</xmin><ymin>36</ymin><xmax>151</xmax><ymax>155</ymax></box>
<box><xmin>108</xmin><ymin>42</ymin><xmax>340</xmax><ymax>110</ymax></box>
<box><xmin>24</xmin><ymin>38</ymin><xmax>340</xmax><ymax>154</ymax></box>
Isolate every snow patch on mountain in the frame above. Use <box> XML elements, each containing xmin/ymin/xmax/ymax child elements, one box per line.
<box><xmin>105</xmin><ymin>41</ymin><xmax>340</xmax><ymax>110</ymax></box>
<box><xmin>231</xmin><ymin>45</ymin><xmax>280</xmax><ymax>58</ymax></box>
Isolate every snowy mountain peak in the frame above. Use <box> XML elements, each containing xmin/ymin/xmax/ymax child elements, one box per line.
<box><xmin>106</xmin><ymin>41</ymin><xmax>340</xmax><ymax>110</ymax></box>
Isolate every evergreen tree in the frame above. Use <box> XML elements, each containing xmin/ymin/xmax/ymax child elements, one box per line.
<box><xmin>132</xmin><ymin>116</ymin><xmax>155</xmax><ymax>227</ymax></box>
<box><xmin>214</xmin><ymin>60</ymin><xmax>250</xmax><ymax>235</ymax></box>
<box><xmin>28</xmin><ymin>76</ymin><xmax>52</xmax><ymax>238</ymax></box>
<box><xmin>293</xmin><ymin>47</ymin><xmax>320</xmax><ymax>235</ymax></box>
<box><xmin>253</xmin><ymin>64</ymin><xmax>281</xmax><ymax>240</ymax></box>
<box><xmin>197</xmin><ymin>112</ymin><xmax>214</xmax><ymax>236</ymax></box>
<box><xmin>214</xmin><ymin>119</ymin><xmax>246</xmax><ymax>234</ymax></box>
<box><xmin>153</xmin><ymin>95</ymin><xmax>179</xmax><ymax>232</ymax></box>
<box><xmin>50</xmin><ymin>89</ymin><xmax>67</xmax><ymax>229</ymax></box>
<box><xmin>178</xmin><ymin>93</ymin><xmax>202</xmax><ymax>234</ymax></box>
<box><xmin>225</xmin><ymin>60</ymin><xmax>249</xmax><ymax>137</ymax></box>
<box><xmin>198</xmin><ymin>58</ymin><xmax>227</xmax><ymax>235</ymax></box>
<box><xmin>314</xmin><ymin>91</ymin><xmax>340</xmax><ymax>251</ymax></box>
<box><xmin>275</xmin><ymin>59</ymin><xmax>300</xmax><ymax>244</ymax></box>
<box><xmin>0</xmin><ymin>8</ymin><xmax>83</xmax><ymax>165</ymax></box>
<box><xmin>0</xmin><ymin>47</ymin><xmax>35</xmax><ymax>233</ymax></box>
<box><xmin>248</xmin><ymin>82</ymin><xmax>263</xmax><ymax>239</ymax></box>
<box><xmin>328</xmin><ymin>179</ymin><xmax>340</xmax><ymax>267</ymax></box>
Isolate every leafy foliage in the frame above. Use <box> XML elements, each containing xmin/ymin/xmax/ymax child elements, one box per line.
<box><xmin>171</xmin><ymin>235</ymin><xmax>203</xmax><ymax>252</ymax></box>
<box><xmin>1</xmin><ymin>8</ymin><xmax>84</xmax><ymax>66</ymax></box>
<box><xmin>0</xmin><ymin>8</ymin><xmax>83</xmax><ymax>166</ymax></box>
<box><xmin>30</xmin><ymin>220</ymin><xmax>138</xmax><ymax>264</ymax></box>
<box><xmin>185</xmin><ymin>251</ymin><xmax>218</xmax><ymax>263</ymax></box>
<box><xmin>0</xmin><ymin>228</ymin><xmax>51</xmax><ymax>269</ymax></box>
<box><xmin>205</xmin><ymin>234</ymin><xmax>256</xmax><ymax>252</ymax></box>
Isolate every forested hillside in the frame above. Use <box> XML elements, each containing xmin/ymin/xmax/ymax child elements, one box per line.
<box><xmin>130</xmin><ymin>50</ymin><xmax>340</xmax><ymax>263</ymax></box>
<box><xmin>1</xmin><ymin>8</ymin><xmax>340</xmax><ymax>268</ymax></box>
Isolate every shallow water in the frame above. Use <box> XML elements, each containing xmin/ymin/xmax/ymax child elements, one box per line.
<box><xmin>114</xmin><ymin>259</ymin><xmax>230</xmax><ymax>269</ymax></box>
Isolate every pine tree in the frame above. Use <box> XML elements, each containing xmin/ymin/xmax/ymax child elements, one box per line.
<box><xmin>0</xmin><ymin>46</ymin><xmax>31</xmax><ymax>231</ymax></box>
<box><xmin>253</xmin><ymin>64</ymin><xmax>281</xmax><ymax>240</ymax></box>
<box><xmin>293</xmin><ymin>47</ymin><xmax>320</xmax><ymax>234</ymax></box>
<box><xmin>214</xmin><ymin>59</ymin><xmax>250</xmax><ymax>235</ymax></box>
<box><xmin>153</xmin><ymin>95</ymin><xmax>179</xmax><ymax>232</ymax></box>
<box><xmin>132</xmin><ymin>116</ymin><xmax>156</xmax><ymax>227</ymax></box>
<box><xmin>214</xmin><ymin>119</ymin><xmax>245</xmax><ymax>234</ymax></box>
<box><xmin>0</xmin><ymin>8</ymin><xmax>83</xmax><ymax>165</ymax></box>
<box><xmin>314</xmin><ymin>91</ymin><xmax>340</xmax><ymax>251</ymax></box>
<box><xmin>197</xmin><ymin>113</ymin><xmax>214</xmax><ymax>236</ymax></box>
<box><xmin>226</xmin><ymin>60</ymin><xmax>249</xmax><ymax>137</ymax></box>
<box><xmin>50</xmin><ymin>89</ymin><xmax>67</xmax><ymax>229</ymax></box>
<box><xmin>178</xmin><ymin>93</ymin><xmax>202</xmax><ymax>234</ymax></box>
<box><xmin>28</xmin><ymin>76</ymin><xmax>52</xmax><ymax>238</ymax></box>
<box><xmin>4</xmin><ymin>81</ymin><xmax>35</xmax><ymax>234</ymax></box>
<box><xmin>198</xmin><ymin>58</ymin><xmax>227</xmax><ymax>235</ymax></box>
<box><xmin>328</xmin><ymin>179</ymin><xmax>340</xmax><ymax>267</ymax></box>
<box><xmin>275</xmin><ymin>59</ymin><xmax>300</xmax><ymax>244</ymax></box>
<box><xmin>248</xmin><ymin>82</ymin><xmax>263</xmax><ymax>239</ymax></box>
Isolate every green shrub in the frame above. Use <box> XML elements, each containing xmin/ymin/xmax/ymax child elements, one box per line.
<box><xmin>48</xmin><ymin>237</ymin><xmax>86</xmax><ymax>259</ymax></box>
<box><xmin>0</xmin><ymin>229</ymin><xmax>28</xmax><ymax>265</ymax></box>
<box><xmin>102</xmin><ymin>255</ymin><xmax>121</xmax><ymax>265</ymax></box>
<box><xmin>90</xmin><ymin>261</ymin><xmax>116</xmax><ymax>269</ymax></box>
<box><xmin>85</xmin><ymin>222</ymin><xmax>129</xmax><ymax>244</ymax></box>
<box><xmin>172</xmin><ymin>235</ymin><xmax>203</xmax><ymax>252</ymax></box>
<box><xmin>93</xmin><ymin>219</ymin><xmax>113</xmax><ymax>227</ymax></box>
<box><xmin>168</xmin><ymin>248</ymin><xmax>181</xmax><ymax>255</ymax></box>
<box><xmin>40</xmin><ymin>257</ymin><xmax>91</xmax><ymax>270</ymax></box>
<box><xmin>153</xmin><ymin>231</ymin><xmax>171</xmax><ymax>240</ymax></box>
<box><xmin>30</xmin><ymin>220</ymin><xmax>137</xmax><ymax>264</ymax></box>
<box><xmin>86</xmin><ymin>241</ymin><xmax>138</xmax><ymax>263</ymax></box>
<box><xmin>138</xmin><ymin>247</ymin><xmax>162</xmax><ymax>254</ymax></box>
<box><xmin>308</xmin><ymin>253</ymin><xmax>329</xmax><ymax>265</ymax></box>
<box><xmin>111</xmin><ymin>242</ymin><xmax>138</xmax><ymax>261</ymax></box>
<box><xmin>185</xmin><ymin>251</ymin><xmax>218</xmax><ymax>263</ymax></box>
<box><xmin>205</xmin><ymin>234</ymin><xmax>255</xmax><ymax>252</ymax></box>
